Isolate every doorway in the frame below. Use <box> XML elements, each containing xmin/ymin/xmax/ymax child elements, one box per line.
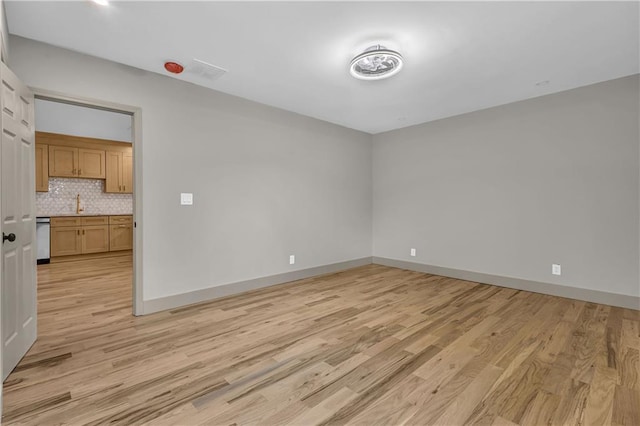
<box><xmin>32</xmin><ymin>92</ymin><xmax>142</xmax><ymax>316</ymax></box>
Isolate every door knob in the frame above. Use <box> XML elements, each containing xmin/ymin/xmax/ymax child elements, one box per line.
<box><xmin>2</xmin><ymin>232</ymin><xmax>16</xmax><ymax>243</ymax></box>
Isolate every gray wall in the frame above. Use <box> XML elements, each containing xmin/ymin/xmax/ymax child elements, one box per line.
<box><xmin>0</xmin><ymin>0</ymin><xmax>8</xmax><ymax>62</ymax></box>
<box><xmin>10</xmin><ymin>36</ymin><xmax>372</xmax><ymax>301</ymax></box>
<box><xmin>8</xmin><ymin>35</ymin><xmax>639</xmax><ymax>305</ymax></box>
<box><xmin>35</xmin><ymin>99</ymin><xmax>133</xmax><ymax>142</ymax></box>
<box><xmin>373</xmin><ymin>75</ymin><xmax>640</xmax><ymax>297</ymax></box>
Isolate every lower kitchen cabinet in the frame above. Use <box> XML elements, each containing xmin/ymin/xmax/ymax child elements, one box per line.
<box><xmin>50</xmin><ymin>215</ymin><xmax>132</xmax><ymax>257</ymax></box>
<box><xmin>109</xmin><ymin>215</ymin><xmax>133</xmax><ymax>251</ymax></box>
<box><xmin>81</xmin><ymin>225</ymin><xmax>110</xmax><ymax>254</ymax></box>
<box><xmin>50</xmin><ymin>226</ymin><xmax>82</xmax><ymax>257</ymax></box>
<box><xmin>109</xmin><ymin>224</ymin><xmax>133</xmax><ymax>251</ymax></box>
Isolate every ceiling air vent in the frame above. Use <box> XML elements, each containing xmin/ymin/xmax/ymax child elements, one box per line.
<box><xmin>187</xmin><ymin>58</ymin><xmax>228</xmax><ymax>81</ymax></box>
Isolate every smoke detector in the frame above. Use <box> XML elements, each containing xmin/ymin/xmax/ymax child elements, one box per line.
<box><xmin>164</xmin><ymin>61</ymin><xmax>184</xmax><ymax>74</ymax></box>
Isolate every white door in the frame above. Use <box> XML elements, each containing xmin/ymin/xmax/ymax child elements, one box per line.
<box><xmin>1</xmin><ymin>62</ymin><xmax>36</xmax><ymax>381</ymax></box>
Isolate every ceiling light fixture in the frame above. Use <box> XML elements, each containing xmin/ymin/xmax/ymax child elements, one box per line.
<box><xmin>350</xmin><ymin>45</ymin><xmax>403</xmax><ymax>80</ymax></box>
<box><xmin>92</xmin><ymin>0</ymin><xmax>109</xmax><ymax>6</ymax></box>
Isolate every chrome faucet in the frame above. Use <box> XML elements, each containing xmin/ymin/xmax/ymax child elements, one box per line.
<box><xmin>76</xmin><ymin>194</ymin><xmax>84</xmax><ymax>214</ymax></box>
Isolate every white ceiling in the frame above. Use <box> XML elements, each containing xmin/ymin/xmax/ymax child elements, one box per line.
<box><xmin>6</xmin><ymin>1</ymin><xmax>639</xmax><ymax>134</ymax></box>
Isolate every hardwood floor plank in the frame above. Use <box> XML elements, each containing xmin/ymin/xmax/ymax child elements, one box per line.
<box><xmin>583</xmin><ymin>366</ymin><xmax>618</xmax><ymax>425</ymax></box>
<box><xmin>613</xmin><ymin>384</ymin><xmax>640</xmax><ymax>426</ymax></box>
<box><xmin>431</xmin><ymin>362</ymin><xmax>504</xmax><ymax>426</ymax></box>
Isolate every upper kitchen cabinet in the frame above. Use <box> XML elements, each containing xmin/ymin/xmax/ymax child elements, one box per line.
<box><xmin>49</xmin><ymin>146</ymin><xmax>105</xmax><ymax>179</ymax></box>
<box><xmin>78</xmin><ymin>148</ymin><xmax>106</xmax><ymax>178</ymax></box>
<box><xmin>105</xmin><ymin>147</ymin><xmax>133</xmax><ymax>193</ymax></box>
<box><xmin>35</xmin><ymin>143</ymin><xmax>49</xmax><ymax>192</ymax></box>
<box><xmin>36</xmin><ymin>132</ymin><xmax>131</xmax><ymax>186</ymax></box>
<box><xmin>48</xmin><ymin>145</ymin><xmax>77</xmax><ymax>177</ymax></box>
<box><xmin>105</xmin><ymin>151</ymin><xmax>122</xmax><ymax>193</ymax></box>
<box><xmin>122</xmin><ymin>149</ymin><xmax>133</xmax><ymax>193</ymax></box>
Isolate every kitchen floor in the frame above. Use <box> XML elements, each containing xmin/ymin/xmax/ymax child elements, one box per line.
<box><xmin>2</xmin><ymin>258</ymin><xmax>638</xmax><ymax>425</ymax></box>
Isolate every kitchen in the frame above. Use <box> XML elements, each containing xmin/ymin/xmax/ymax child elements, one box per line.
<box><xmin>35</xmin><ymin>100</ymin><xmax>134</xmax><ymax>266</ymax></box>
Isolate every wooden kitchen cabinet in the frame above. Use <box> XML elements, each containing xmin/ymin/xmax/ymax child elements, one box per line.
<box><xmin>48</xmin><ymin>146</ymin><xmax>105</xmax><ymax>179</ymax></box>
<box><xmin>105</xmin><ymin>148</ymin><xmax>133</xmax><ymax>193</ymax></box>
<box><xmin>81</xmin><ymin>225</ymin><xmax>110</xmax><ymax>254</ymax></box>
<box><xmin>35</xmin><ymin>143</ymin><xmax>49</xmax><ymax>192</ymax></box>
<box><xmin>81</xmin><ymin>216</ymin><xmax>109</xmax><ymax>226</ymax></box>
<box><xmin>105</xmin><ymin>151</ymin><xmax>122</xmax><ymax>193</ymax></box>
<box><xmin>51</xmin><ymin>216</ymin><xmax>112</xmax><ymax>257</ymax></box>
<box><xmin>109</xmin><ymin>224</ymin><xmax>133</xmax><ymax>251</ymax></box>
<box><xmin>122</xmin><ymin>150</ymin><xmax>133</xmax><ymax>193</ymax></box>
<box><xmin>50</xmin><ymin>226</ymin><xmax>82</xmax><ymax>257</ymax></box>
<box><xmin>109</xmin><ymin>215</ymin><xmax>133</xmax><ymax>251</ymax></box>
<box><xmin>48</xmin><ymin>145</ymin><xmax>78</xmax><ymax>177</ymax></box>
<box><xmin>51</xmin><ymin>217</ymin><xmax>82</xmax><ymax>227</ymax></box>
<box><xmin>78</xmin><ymin>148</ymin><xmax>106</xmax><ymax>178</ymax></box>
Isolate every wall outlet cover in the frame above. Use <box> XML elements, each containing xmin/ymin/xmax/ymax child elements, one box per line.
<box><xmin>410</xmin><ymin>248</ymin><xmax>416</xmax><ymax>257</ymax></box>
<box><xmin>552</xmin><ymin>264</ymin><xmax>561</xmax><ymax>275</ymax></box>
<box><xmin>289</xmin><ymin>255</ymin><xmax>295</xmax><ymax>265</ymax></box>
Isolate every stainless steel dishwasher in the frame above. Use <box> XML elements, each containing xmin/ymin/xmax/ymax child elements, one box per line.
<box><xmin>36</xmin><ymin>217</ymin><xmax>50</xmax><ymax>264</ymax></box>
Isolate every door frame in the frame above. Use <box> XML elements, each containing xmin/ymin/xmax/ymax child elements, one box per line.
<box><xmin>31</xmin><ymin>88</ymin><xmax>144</xmax><ymax>315</ymax></box>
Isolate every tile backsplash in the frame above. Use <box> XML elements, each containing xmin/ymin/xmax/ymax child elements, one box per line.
<box><xmin>36</xmin><ymin>178</ymin><xmax>133</xmax><ymax>216</ymax></box>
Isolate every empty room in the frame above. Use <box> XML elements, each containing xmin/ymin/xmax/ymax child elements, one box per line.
<box><xmin>0</xmin><ymin>1</ymin><xmax>638</xmax><ymax>425</ymax></box>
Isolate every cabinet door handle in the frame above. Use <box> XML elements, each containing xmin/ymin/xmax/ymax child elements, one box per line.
<box><xmin>77</xmin><ymin>229</ymin><xmax>80</xmax><ymax>236</ymax></box>
<box><xmin>123</xmin><ymin>185</ymin><xmax>126</xmax><ymax>192</ymax></box>
<box><xmin>82</xmin><ymin>229</ymin><xmax>85</xmax><ymax>235</ymax></box>
<box><xmin>119</xmin><ymin>185</ymin><xmax>121</xmax><ymax>191</ymax></box>
<box><xmin>78</xmin><ymin>169</ymin><xmax>82</xmax><ymax>176</ymax></box>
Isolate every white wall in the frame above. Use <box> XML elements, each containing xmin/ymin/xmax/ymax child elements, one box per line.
<box><xmin>10</xmin><ymin>36</ymin><xmax>372</xmax><ymax>302</ymax></box>
<box><xmin>35</xmin><ymin>99</ymin><xmax>132</xmax><ymax>142</ymax></box>
<box><xmin>373</xmin><ymin>75</ymin><xmax>640</xmax><ymax>298</ymax></box>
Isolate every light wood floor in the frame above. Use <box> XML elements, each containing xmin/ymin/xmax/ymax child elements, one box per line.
<box><xmin>2</xmin><ymin>256</ymin><xmax>639</xmax><ymax>425</ymax></box>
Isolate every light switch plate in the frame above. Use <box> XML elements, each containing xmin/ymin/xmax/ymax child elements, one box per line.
<box><xmin>552</xmin><ymin>264</ymin><xmax>561</xmax><ymax>276</ymax></box>
<box><xmin>180</xmin><ymin>193</ymin><xmax>193</xmax><ymax>205</ymax></box>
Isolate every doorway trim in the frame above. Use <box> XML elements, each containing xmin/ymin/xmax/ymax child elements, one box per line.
<box><xmin>31</xmin><ymin>88</ymin><xmax>143</xmax><ymax>316</ymax></box>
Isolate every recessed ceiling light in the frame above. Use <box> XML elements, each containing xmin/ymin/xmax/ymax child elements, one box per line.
<box><xmin>92</xmin><ymin>0</ymin><xmax>109</xmax><ymax>6</ymax></box>
<box><xmin>350</xmin><ymin>45</ymin><xmax>403</xmax><ymax>81</ymax></box>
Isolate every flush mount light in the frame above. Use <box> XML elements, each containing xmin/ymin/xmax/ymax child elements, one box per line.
<box><xmin>350</xmin><ymin>45</ymin><xmax>403</xmax><ymax>80</ymax></box>
<box><xmin>92</xmin><ymin>0</ymin><xmax>109</xmax><ymax>5</ymax></box>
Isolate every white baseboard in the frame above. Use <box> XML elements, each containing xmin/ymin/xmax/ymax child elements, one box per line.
<box><xmin>142</xmin><ymin>257</ymin><xmax>373</xmax><ymax>314</ymax></box>
<box><xmin>373</xmin><ymin>257</ymin><xmax>640</xmax><ymax>310</ymax></box>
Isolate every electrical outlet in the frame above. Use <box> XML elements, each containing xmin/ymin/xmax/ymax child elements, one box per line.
<box><xmin>552</xmin><ymin>264</ymin><xmax>561</xmax><ymax>276</ymax></box>
<box><xmin>410</xmin><ymin>248</ymin><xmax>416</xmax><ymax>257</ymax></box>
<box><xmin>289</xmin><ymin>255</ymin><xmax>295</xmax><ymax>265</ymax></box>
